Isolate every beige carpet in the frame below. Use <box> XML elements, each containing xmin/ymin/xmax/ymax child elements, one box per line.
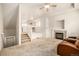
<box><xmin>0</xmin><ymin>39</ymin><xmax>62</xmax><ymax>56</ymax></box>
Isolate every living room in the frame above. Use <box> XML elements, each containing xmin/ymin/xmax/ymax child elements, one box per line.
<box><xmin>0</xmin><ymin>3</ymin><xmax>79</xmax><ymax>56</ymax></box>
<box><xmin>19</xmin><ymin>3</ymin><xmax>79</xmax><ymax>56</ymax></box>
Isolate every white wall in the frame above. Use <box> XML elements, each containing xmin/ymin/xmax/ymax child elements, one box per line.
<box><xmin>65</xmin><ymin>9</ymin><xmax>79</xmax><ymax>37</ymax></box>
<box><xmin>0</xmin><ymin>4</ymin><xmax>3</xmax><ymax>50</ymax></box>
<box><xmin>41</xmin><ymin>14</ymin><xmax>54</xmax><ymax>39</ymax></box>
<box><xmin>53</xmin><ymin>9</ymin><xmax>79</xmax><ymax>37</ymax></box>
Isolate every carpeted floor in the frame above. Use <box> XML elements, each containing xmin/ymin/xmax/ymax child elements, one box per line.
<box><xmin>0</xmin><ymin>39</ymin><xmax>62</xmax><ymax>56</ymax></box>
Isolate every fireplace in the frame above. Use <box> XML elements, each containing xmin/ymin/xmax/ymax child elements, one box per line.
<box><xmin>55</xmin><ymin>33</ymin><xmax>63</xmax><ymax>40</ymax></box>
<box><xmin>54</xmin><ymin>29</ymin><xmax>67</xmax><ymax>40</ymax></box>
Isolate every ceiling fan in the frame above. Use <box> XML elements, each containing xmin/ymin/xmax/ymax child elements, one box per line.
<box><xmin>40</xmin><ymin>3</ymin><xmax>57</xmax><ymax>12</ymax></box>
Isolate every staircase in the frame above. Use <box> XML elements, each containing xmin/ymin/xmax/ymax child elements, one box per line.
<box><xmin>21</xmin><ymin>32</ymin><xmax>31</xmax><ymax>43</ymax></box>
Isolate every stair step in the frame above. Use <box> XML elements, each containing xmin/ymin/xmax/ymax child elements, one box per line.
<box><xmin>21</xmin><ymin>35</ymin><xmax>29</xmax><ymax>37</ymax></box>
<box><xmin>21</xmin><ymin>36</ymin><xmax>29</xmax><ymax>38</ymax></box>
<box><xmin>22</xmin><ymin>39</ymin><xmax>30</xmax><ymax>40</ymax></box>
<box><xmin>21</xmin><ymin>39</ymin><xmax>31</xmax><ymax>43</ymax></box>
<box><xmin>21</xmin><ymin>33</ymin><xmax>31</xmax><ymax>43</ymax></box>
<box><xmin>21</xmin><ymin>37</ymin><xmax>30</xmax><ymax>39</ymax></box>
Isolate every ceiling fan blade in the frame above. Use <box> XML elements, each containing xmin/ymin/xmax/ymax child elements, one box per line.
<box><xmin>50</xmin><ymin>5</ymin><xmax>57</xmax><ymax>7</ymax></box>
<box><xmin>44</xmin><ymin>3</ymin><xmax>49</xmax><ymax>5</ymax></box>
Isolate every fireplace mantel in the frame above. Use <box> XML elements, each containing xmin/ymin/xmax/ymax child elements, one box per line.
<box><xmin>54</xmin><ymin>29</ymin><xmax>66</xmax><ymax>33</ymax></box>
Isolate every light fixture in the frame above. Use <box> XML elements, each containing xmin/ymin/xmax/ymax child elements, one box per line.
<box><xmin>40</xmin><ymin>3</ymin><xmax>56</xmax><ymax>12</ymax></box>
<box><xmin>44</xmin><ymin>5</ymin><xmax>50</xmax><ymax>9</ymax></box>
